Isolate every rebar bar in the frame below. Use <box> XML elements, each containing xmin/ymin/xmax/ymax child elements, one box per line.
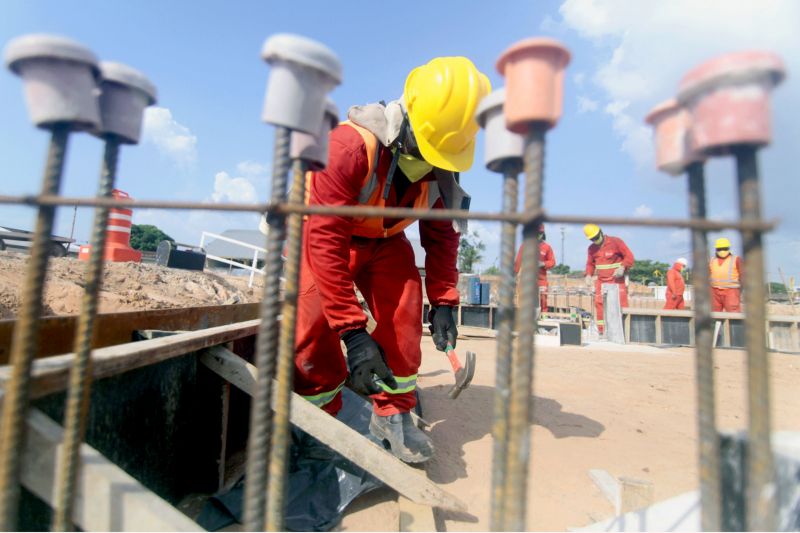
<box><xmin>0</xmin><ymin>194</ymin><xmax>778</xmax><ymax>232</ymax></box>
<box><xmin>490</xmin><ymin>159</ymin><xmax>521</xmax><ymax>531</ymax></box>
<box><xmin>733</xmin><ymin>145</ymin><xmax>776</xmax><ymax>531</ymax></box>
<box><xmin>244</xmin><ymin>126</ymin><xmax>292</xmax><ymax>531</ymax></box>
<box><xmin>0</xmin><ymin>124</ymin><xmax>70</xmax><ymax>529</ymax></box>
<box><xmin>52</xmin><ymin>136</ymin><xmax>120</xmax><ymax>532</ymax></box>
<box><xmin>502</xmin><ymin>124</ymin><xmax>546</xmax><ymax>531</ymax></box>
<box><xmin>686</xmin><ymin>161</ymin><xmax>722</xmax><ymax>531</ymax></box>
<box><xmin>265</xmin><ymin>158</ymin><xmax>307</xmax><ymax>530</ymax></box>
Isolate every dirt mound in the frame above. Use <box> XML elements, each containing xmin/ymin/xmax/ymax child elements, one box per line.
<box><xmin>0</xmin><ymin>251</ymin><xmax>263</xmax><ymax>319</ymax></box>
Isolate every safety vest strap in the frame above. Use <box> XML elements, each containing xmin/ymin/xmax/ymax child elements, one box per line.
<box><xmin>709</xmin><ymin>256</ymin><xmax>740</xmax><ymax>288</ymax></box>
<box><xmin>595</xmin><ymin>262</ymin><xmax>623</xmax><ymax>270</ymax></box>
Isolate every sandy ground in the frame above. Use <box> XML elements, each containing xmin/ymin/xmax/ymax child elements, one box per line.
<box><xmin>0</xmin><ymin>251</ymin><xmax>262</xmax><ymax>318</ymax></box>
<box><xmin>414</xmin><ymin>338</ymin><xmax>800</xmax><ymax>531</ymax></box>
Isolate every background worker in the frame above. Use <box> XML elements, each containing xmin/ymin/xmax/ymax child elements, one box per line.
<box><xmin>709</xmin><ymin>237</ymin><xmax>743</xmax><ymax>312</ymax></box>
<box><xmin>583</xmin><ymin>224</ymin><xmax>635</xmax><ymax>333</ymax></box>
<box><xmin>514</xmin><ymin>223</ymin><xmax>556</xmax><ymax>315</ymax></box>
<box><xmin>664</xmin><ymin>257</ymin><xmax>688</xmax><ymax>310</ymax></box>
<box><xmin>295</xmin><ymin>57</ymin><xmax>490</xmax><ymax>464</ymax></box>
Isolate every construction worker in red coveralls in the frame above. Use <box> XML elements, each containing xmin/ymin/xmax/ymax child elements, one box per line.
<box><xmin>664</xmin><ymin>257</ymin><xmax>688</xmax><ymax>310</ymax></box>
<box><xmin>295</xmin><ymin>57</ymin><xmax>491</xmax><ymax>464</ymax></box>
<box><xmin>583</xmin><ymin>224</ymin><xmax>635</xmax><ymax>333</ymax></box>
<box><xmin>709</xmin><ymin>237</ymin><xmax>743</xmax><ymax>312</ymax></box>
<box><xmin>514</xmin><ymin>223</ymin><xmax>556</xmax><ymax>315</ymax></box>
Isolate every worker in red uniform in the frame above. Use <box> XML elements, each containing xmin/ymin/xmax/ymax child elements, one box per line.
<box><xmin>709</xmin><ymin>237</ymin><xmax>743</xmax><ymax>312</ymax></box>
<box><xmin>295</xmin><ymin>57</ymin><xmax>490</xmax><ymax>464</ymax></box>
<box><xmin>514</xmin><ymin>223</ymin><xmax>556</xmax><ymax>315</ymax></box>
<box><xmin>664</xmin><ymin>257</ymin><xmax>688</xmax><ymax>310</ymax></box>
<box><xmin>583</xmin><ymin>224</ymin><xmax>635</xmax><ymax>333</ymax></box>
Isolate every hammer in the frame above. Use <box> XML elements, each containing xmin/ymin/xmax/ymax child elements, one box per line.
<box><xmin>444</xmin><ymin>344</ymin><xmax>476</xmax><ymax>399</ymax></box>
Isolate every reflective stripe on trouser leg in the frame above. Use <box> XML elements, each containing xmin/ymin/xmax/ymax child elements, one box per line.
<box><xmin>301</xmin><ymin>380</ymin><xmax>346</xmax><ymax>407</ymax></box>
<box><xmin>377</xmin><ymin>374</ymin><xmax>417</xmax><ymax>394</ymax></box>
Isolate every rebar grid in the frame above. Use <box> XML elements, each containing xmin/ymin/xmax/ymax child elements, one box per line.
<box><xmin>0</xmin><ymin>125</ymin><xmax>70</xmax><ymax>530</ymax></box>
<box><xmin>734</xmin><ymin>146</ymin><xmax>777</xmax><ymax>531</ymax></box>
<box><xmin>490</xmin><ymin>159</ymin><xmax>520</xmax><ymax>531</ymax></box>
<box><xmin>265</xmin><ymin>158</ymin><xmax>308</xmax><ymax>530</ymax></box>
<box><xmin>687</xmin><ymin>162</ymin><xmax>722</xmax><ymax>531</ymax></box>
<box><xmin>502</xmin><ymin>125</ymin><xmax>546</xmax><ymax>531</ymax></box>
<box><xmin>52</xmin><ymin>136</ymin><xmax>121</xmax><ymax>532</ymax></box>
<box><xmin>244</xmin><ymin>126</ymin><xmax>292</xmax><ymax>531</ymax></box>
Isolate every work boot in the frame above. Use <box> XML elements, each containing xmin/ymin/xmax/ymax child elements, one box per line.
<box><xmin>369</xmin><ymin>412</ymin><xmax>434</xmax><ymax>464</ymax></box>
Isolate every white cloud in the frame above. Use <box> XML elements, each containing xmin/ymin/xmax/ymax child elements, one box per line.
<box><xmin>577</xmin><ymin>95</ymin><xmax>599</xmax><ymax>113</ymax></box>
<box><xmin>558</xmin><ymin>0</ymin><xmax>800</xmax><ymax>166</ymax></box>
<box><xmin>236</xmin><ymin>160</ymin><xmax>270</xmax><ymax>178</ymax></box>
<box><xmin>573</xmin><ymin>72</ymin><xmax>586</xmax><ymax>86</ymax></box>
<box><xmin>633</xmin><ymin>204</ymin><xmax>653</xmax><ymax>218</ymax></box>
<box><xmin>142</xmin><ymin>107</ymin><xmax>198</xmax><ymax>168</ymax></box>
<box><xmin>210</xmin><ymin>171</ymin><xmax>258</xmax><ymax>204</ymax></box>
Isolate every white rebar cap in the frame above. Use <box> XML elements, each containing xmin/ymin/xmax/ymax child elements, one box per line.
<box><xmin>261</xmin><ymin>33</ymin><xmax>342</xmax><ymax>84</ymax></box>
<box><xmin>100</xmin><ymin>61</ymin><xmax>157</xmax><ymax>104</ymax></box>
<box><xmin>4</xmin><ymin>33</ymin><xmax>99</xmax><ymax>75</ymax></box>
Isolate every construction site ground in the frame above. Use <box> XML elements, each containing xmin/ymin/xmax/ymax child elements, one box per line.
<box><xmin>2</xmin><ymin>253</ymin><xmax>799</xmax><ymax>531</ymax></box>
<box><xmin>340</xmin><ymin>337</ymin><xmax>800</xmax><ymax>531</ymax></box>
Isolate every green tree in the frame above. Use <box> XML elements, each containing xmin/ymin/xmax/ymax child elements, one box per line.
<box><xmin>482</xmin><ymin>265</ymin><xmax>500</xmax><ymax>275</ymax></box>
<box><xmin>458</xmin><ymin>230</ymin><xmax>485</xmax><ymax>273</ymax></box>
<box><xmin>130</xmin><ymin>224</ymin><xmax>174</xmax><ymax>252</ymax></box>
<box><xmin>628</xmin><ymin>259</ymin><xmax>670</xmax><ymax>285</ymax></box>
<box><xmin>551</xmin><ymin>263</ymin><xmax>570</xmax><ymax>275</ymax></box>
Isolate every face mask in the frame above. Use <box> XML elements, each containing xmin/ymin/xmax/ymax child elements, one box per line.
<box><xmin>717</xmin><ymin>249</ymin><xmax>730</xmax><ymax>258</ymax></box>
<box><xmin>396</xmin><ymin>151</ymin><xmax>433</xmax><ymax>183</ymax></box>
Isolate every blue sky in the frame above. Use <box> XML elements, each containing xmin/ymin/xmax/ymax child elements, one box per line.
<box><xmin>2</xmin><ymin>0</ymin><xmax>798</xmax><ymax>282</ymax></box>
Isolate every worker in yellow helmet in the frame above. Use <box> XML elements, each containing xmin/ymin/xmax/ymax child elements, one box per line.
<box><xmin>295</xmin><ymin>57</ymin><xmax>491</xmax><ymax>464</ymax></box>
<box><xmin>583</xmin><ymin>224</ymin><xmax>635</xmax><ymax>333</ymax></box>
<box><xmin>709</xmin><ymin>237</ymin><xmax>743</xmax><ymax>312</ymax></box>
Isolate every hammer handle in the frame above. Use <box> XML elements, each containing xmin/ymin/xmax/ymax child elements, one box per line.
<box><xmin>445</xmin><ymin>344</ymin><xmax>462</xmax><ymax>373</ymax></box>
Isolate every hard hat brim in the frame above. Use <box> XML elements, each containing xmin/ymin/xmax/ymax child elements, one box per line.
<box><xmin>414</xmin><ymin>131</ymin><xmax>475</xmax><ymax>172</ymax></box>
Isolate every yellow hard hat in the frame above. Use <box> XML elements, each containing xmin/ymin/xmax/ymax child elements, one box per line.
<box><xmin>404</xmin><ymin>57</ymin><xmax>491</xmax><ymax>172</ymax></box>
<box><xmin>584</xmin><ymin>224</ymin><xmax>601</xmax><ymax>240</ymax></box>
<box><xmin>715</xmin><ymin>237</ymin><xmax>731</xmax><ymax>249</ymax></box>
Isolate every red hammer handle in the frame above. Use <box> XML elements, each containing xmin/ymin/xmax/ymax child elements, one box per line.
<box><xmin>445</xmin><ymin>344</ymin><xmax>462</xmax><ymax>373</ymax></box>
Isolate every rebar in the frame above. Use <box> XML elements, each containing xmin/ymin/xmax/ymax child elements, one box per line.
<box><xmin>686</xmin><ymin>161</ymin><xmax>721</xmax><ymax>531</ymax></box>
<box><xmin>52</xmin><ymin>136</ymin><xmax>120</xmax><ymax>532</ymax></box>
<box><xmin>490</xmin><ymin>159</ymin><xmax>521</xmax><ymax>531</ymax></box>
<box><xmin>502</xmin><ymin>125</ymin><xmax>546</xmax><ymax>531</ymax></box>
<box><xmin>265</xmin><ymin>158</ymin><xmax>307</xmax><ymax>530</ymax></box>
<box><xmin>0</xmin><ymin>124</ymin><xmax>70</xmax><ymax>529</ymax></box>
<box><xmin>733</xmin><ymin>145</ymin><xmax>776</xmax><ymax>531</ymax></box>
<box><xmin>0</xmin><ymin>194</ymin><xmax>778</xmax><ymax>232</ymax></box>
<box><xmin>244</xmin><ymin>126</ymin><xmax>292</xmax><ymax>531</ymax></box>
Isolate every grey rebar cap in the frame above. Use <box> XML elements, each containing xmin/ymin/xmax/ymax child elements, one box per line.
<box><xmin>260</xmin><ymin>33</ymin><xmax>342</xmax><ymax>134</ymax></box>
<box><xmin>94</xmin><ymin>61</ymin><xmax>157</xmax><ymax>144</ymax></box>
<box><xmin>290</xmin><ymin>97</ymin><xmax>340</xmax><ymax>169</ymax></box>
<box><xmin>475</xmin><ymin>88</ymin><xmax>525</xmax><ymax>173</ymax></box>
<box><xmin>4</xmin><ymin>33</ymin><xmax>101</xmax><ymax>130</ymax></box>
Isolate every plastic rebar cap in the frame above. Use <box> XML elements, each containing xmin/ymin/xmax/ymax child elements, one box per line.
<box><xmin>4</xmin><ymin>33</ymin><xmax>99</xmax><ymax>76</ymax></box>
<box><xmin>324</xmin><ymin>97</ymin><xmax>339</xmax><ymax>127</ymax></box>
<box><xmin>261</xmin><ymin>33</ymin><xmax>342</xmax><ymax>84</ymax></box>
<box><xmin>100</xmin><ymin>61</ymin><xmax>158</xmax><ymax>105</ymax></box>
<box><xmin>475</xmin><ymin>87</ymin><xmax>505</xmax><ymax>128</ymax></box>
<box><xmin>677</xmin><ymin>50</ymin><xmax>786</xmax><ymax>105</ymax></box>
<box><xmin>495</xmin><ymin>37</ymin><xmax>571</xmax><ymax>76</ymax></box>
<box><xmin>644</xmin><ymin>98</ymin><xmax>680</xmax><ymax>125</ymax></box>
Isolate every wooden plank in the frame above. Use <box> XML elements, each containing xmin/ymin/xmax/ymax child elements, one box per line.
<box><xmin>0</xmin><ymin>320</ymin><xmax>260</xmax><ymax>399</ymax></box>
<box><xmin>21</xmin><ymin>408</ymin><xmax>202</xmax><ymax>531</ymax></box>
<box><xmin>198</xmin><ymin>346</ymin><xmax>466</xmax><ymax>513</ymax></box>
<box><xmin>398</xmin><ymin>495</ymin><xmax>437</xmax><ymax>532</ymax></box>
<box><xmin>0</xmin><ymin>303</ymin><xmax>261</xmax><ymax>362</ymax></box>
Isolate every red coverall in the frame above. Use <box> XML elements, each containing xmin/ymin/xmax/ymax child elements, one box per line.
<box><xmin>585</xmin><ymin>235</ymin><xmax>634</xmax><ymax>332</ymax></box>
<box><xmin>709</xmin><ymin>255</ymin><xmax>743</xmax><ymax>312</ymax></box>
<box><xmin>664</xmin><ymin>263</ymin><xmax>686</xmax><ymax>310</ymax></box>
<box><xmin>514</xmin><ymin>241</ymin><xmax>556</xmax><ymax>311</ymax></box>
<box><xmin>295</xmin><ymin>124</ymin><xmax>460</xmax><ymax>416</ymax></box>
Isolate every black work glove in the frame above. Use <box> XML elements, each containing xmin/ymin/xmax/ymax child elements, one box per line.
<box><xmin>428</xmin><ymin>305</ymin><xmax>458</xmax><ymax>352</ymax></box>
<box><xmin>341</xmin><ymin>329</ymin><xmax>398</xmax><ymax>395</ymax></box>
